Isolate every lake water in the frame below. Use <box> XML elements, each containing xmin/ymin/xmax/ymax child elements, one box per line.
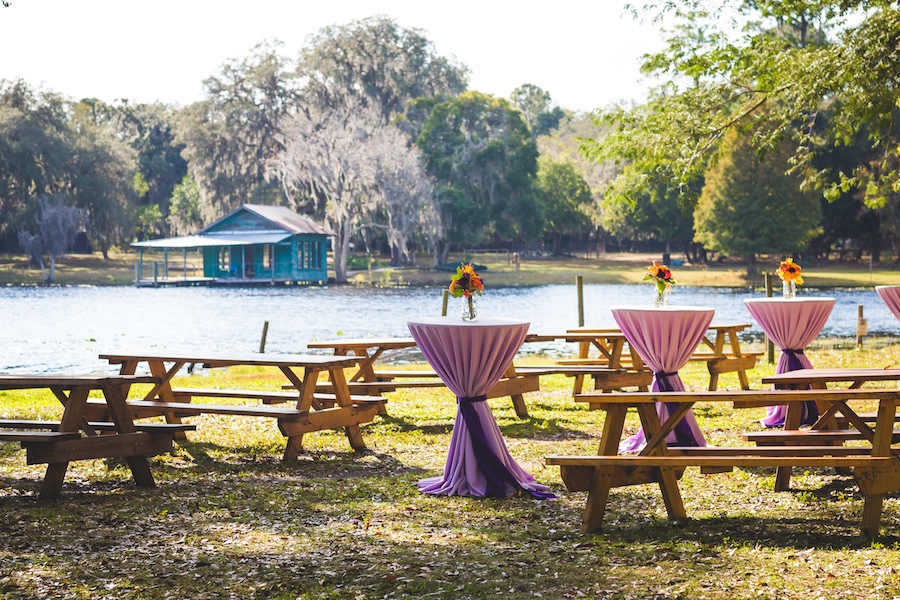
<box><xmin>1</xmin><ymin>284</ymin><xmax>897</xmax><ymax>375</ymax></box>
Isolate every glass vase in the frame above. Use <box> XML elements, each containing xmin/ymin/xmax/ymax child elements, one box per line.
<box><xmin>782</xmin><ymin>280</ymin><xmax>796</xmax><ymax>299</ymax></box>
<box><xmin>462</xmin><ymin>296</ymin><xmax>477</xmax><ymax>321</ymax></box>
<box><xmin>654</xmin><ymin>286</ymin><xmax>669</xmax><ymax>308</ymax></box>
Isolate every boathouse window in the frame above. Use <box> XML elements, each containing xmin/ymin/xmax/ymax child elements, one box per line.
<box><xmin>217</xmin><ymin>248</ymin><xmax>230</xmax><ymax>272</ymax></box>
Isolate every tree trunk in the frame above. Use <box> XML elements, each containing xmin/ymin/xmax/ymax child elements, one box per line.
<box><xmin>46</xmin><ymin>255</ymin><xmax>56</xmax><ymax>284</ymax></box>
<box><xmin>746</xmin><ymin>253</ymin><xmax>757</xmax><ymax>278</ymax></box>
<box><xmin>332</xmin><ymin>223</ymin><xmax>351</xmax><ymax>283</ymax></box>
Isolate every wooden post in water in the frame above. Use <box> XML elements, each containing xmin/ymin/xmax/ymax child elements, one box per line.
<box><xmin>764</xmin><ymin>272</ymin><xmax>775</xmax><ymax>364</ymax></box>
<box><xmin>576</xmin><ymin>275</ymin><xmax>584</xmax><ymax>327</ymax></box>
<box><xmin>259</xmin><ymin>321</ymin><xmax>269</xmax><ymax>353</ymax></box>
<box><xmin>441</xmin><ymin>289</ymin><xmax>449</xmax><ymax>316</ymax></box>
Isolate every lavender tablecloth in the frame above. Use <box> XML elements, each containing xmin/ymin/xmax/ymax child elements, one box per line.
<box><xmin>876</xmin><ymin>286</ymin><xmax>900</xmax><ymax>321</ymax></box>
<box><xmin>407</xmin><ymin>316</ymin><xmax>553</xmax><ymax>498</ymax></box>
<box><xmin>611</xmin><ymin>305</ymin><xmax>714</xmax><ymax>453</ymax></box>
<box><xmin>744</xmin><ymin>297</ymin><xmax>835</xmax><ymax>427</ymax></box>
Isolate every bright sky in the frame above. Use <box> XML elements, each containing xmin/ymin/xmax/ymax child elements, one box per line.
<box><xmin>0</xmin><ymin>0</ymin><xmax>665</xmax><ymax>113</ymax></box>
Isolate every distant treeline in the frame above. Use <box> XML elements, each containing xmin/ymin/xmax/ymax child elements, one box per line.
<box><xmin>3</xmin><ymin>4</ymin><xmax>898</xmax><ymax>282</ymax></box>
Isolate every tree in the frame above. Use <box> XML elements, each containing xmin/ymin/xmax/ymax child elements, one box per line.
<box><xmin>67</xmin><ymin>100</ymin><xmax>137</xmax><ymax>259</ymax></box>
<box><xmin>272</xmin><ymin>105</ymin><xmax>383</xmax><ymax>283</ymax></box>
<box><xmin>414</xmin><ymin>91</ymin><xmax>540</xmax><ymax>261</ymax></box>
<box><xmin>18</xmin><ymin>196</ymin><xmax>87</xmax><ymax>284</ymax></box>
<box><xmin>106</xmin><ymin>100</ymin><xmax>188</xmax><ymax>237</ymax></box>
<box><xmin>0</xmin><ymin>80</ymin><xmax>72</xmax><ymax>244</ymax></box>
<box><xmin>693</xmin><ymin>129</ymin><xmax>822</xmax><ymax>275</ymax></box>
<box><xmin>535</xmin><ymin>159</ymin><xmax>592</xmax><ymax>254</ymax></box>
<box><xmin>299</xmin><ymin>16</ymin><xmax>468</xmax><ymax>124</ymax></box>
<box><xmin>367</xmin><ymin>126</ymin><xmax>437</xmax><ymax>266</ymax></box>
<box><xmin>510</xmin><ymin>83</ymin><xmax>566</xmax><ymax>138</ymax></box>
<box><xmin>584</xmin><ymin>1</ymin><xmax>900</xmax><ymax>217</ymax></box>
<box><xmin>168</xmin><ymin>176</ymin><xmax>203</xmax><ymax>236</ymax></box>
<box><xmin>176</xmin><ymin>41</ymin><xmax>300</xmax><ymax>219</ymax></box>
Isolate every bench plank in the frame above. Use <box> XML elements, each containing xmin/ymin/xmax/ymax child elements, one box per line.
<box><xmin>121</xmin><ymin>400</ymin><xmax>304</xmax><ymax>419</ymax></box>
<box><xmin>0</xmin><ymin>431</ymin><xmax>81</xmax><ymax>443</ymax></box>
<box><xmin>0</xmin><ymin>419</ymin><xmax>196</xmax><ymax>433</ymax></box>
<box><xmin>26</xmin><ymin>432</ymin><xmax>174</xmax><ymax>464</ymax></box>
<box><xmin>166</xmin><ymin>388</ymin><xmax>385</xmax><ymax>406</ymax></box>
<box><xmin>546</xmin><ymin>455</ymin><xmax>892</xmax><ymax>468</ymax></box>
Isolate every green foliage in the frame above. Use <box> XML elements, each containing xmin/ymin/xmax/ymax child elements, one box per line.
<box><xmin>693</xmin><ymin>128</ymin><xmax>822</xmax><ymax>265</ymax></box>
<box><xmin>510</xmin><ymin>83</ymin><xmax>566</xmax><ymax>138</ymax></box>
<box><xmin>415</xmin><ymin>91</ymin><xmax>540</xmax><ymax>252</ymax></box>
<box><xmin>131</xmin><ymin>172</ymin><xmax>149</xmax><ymax>199</ymax></box>
<box><xmin>176</xmin><ymin>41</ymin><xmax>298</xmax><ymax>217</ymax></box>
<box><xmin>535</xmin><ymin>159</ymin><xmax>592</xmax><ymax>253</ymax></box>
<box><xmin>589</xmin><ymin>1</ymin><xmax>900</xmax><ymax>222</ymax></box>
<box><xmin>299</xmin><ymin>16</ymin><xmax>468</xmax><ymax>123</ymax></box>
<box><xmin>167</xmin><ymin>176</ymin><xmax>203</xmax><ymax>236</ymax></box>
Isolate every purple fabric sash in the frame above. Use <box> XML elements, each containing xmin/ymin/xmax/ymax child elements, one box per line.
<box><xmin>458</xmin><ymin>395</ymin><xmax>556</xmax><ymax>500</ymax></box>
<box><xmin>783</xmin><ymin>348</ymin><xmax>806</xmax><ymax>372</ymax></box>
<box><xmin>781</xmin><ymin>349</ymin><xmax>819</xmax><ymax>425</ymax></box>
<box><xmin>655</xmin><ymin>371</ymin><xmax>701</xmax><ymax>448</ymax></box>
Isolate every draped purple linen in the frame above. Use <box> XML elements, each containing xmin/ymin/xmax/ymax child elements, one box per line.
<box><xmin>743</xmin><ymin>298</ymin><xmax>835</xmax><ymax>427</ymax></box>
<box><xmin>611</xmin><ymin>306</ymin><xmax>714</xmax><ymax>453</ymax></box>
<box><xmin>407</xmin><ymin>317</ymin><xmax>553</xmax><ymax>498</ymax></box>
<box><xmin>876</xmin><ymin>286</ymin><xmax>900</xmax><ymax>321</ymax></box>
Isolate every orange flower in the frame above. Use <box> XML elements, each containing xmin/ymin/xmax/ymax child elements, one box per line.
<box><xmin>643</xmin><ymin>261</ymin><xmax>676</xmax><ymax>293</ymax></box>
<box><xmin>449</xmin><ymin>263</ymin><xmax>485</xmax><ymax>298</ymax></box>
<box><xmin>777</xmin><ymin>258</ymin><xmax>804</xmax><ymax>285</ymax></box>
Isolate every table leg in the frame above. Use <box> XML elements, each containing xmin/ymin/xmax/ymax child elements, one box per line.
<box><xmin>330</xmin><ymin>367</ymin><xmax>366</xmax><ymax>450</ymax></box>
<box><xmin>504</xmin><ymin>363</ymin><xmax>529</xmax><ymax>418</ymax></box>
<box><xmin>282</xmin><ymin>366</ymin><xmax>319</xmax><ymax>460</ymax></box>
<box><xmin>582</xmin><ymin>404</ymin><xmax>627</xmax><ymax>532</ymax></box>
<box><xmin>103</xmin><ymin>383</ymin><xmax>155</xmax><ymax>487</ymax></box>
<box><xmin>572</xmin><ymin>340</ymin><xmax>590</xmax><ymax>395</ymax></box>
<box><xmin>636</xmin><ymin>404</ymin><xmax>687</xmax><ymax>520</ymax></box>
<box><xmin>774</xmin><ymin>401</ymin><xmax>805</xmax><ymax>491</ymax></box>
<box><xmin>726</xmin><ymin>329</ymin><xmax>752</xmax><ymax>390</ymax></box>
<box><xmin>861</xmin><ymin>398</ymin><xmax>896</xmax><ymax>537</ymax></box>
<box><xmin>40</xmin><ymin>386</ymin><xmax>89</xmax><ymax>498</ymax></box>
<box><xmin>147</xmin><ymin>360</ymin><xmax>188</xmax><ymax>440</ymax></box>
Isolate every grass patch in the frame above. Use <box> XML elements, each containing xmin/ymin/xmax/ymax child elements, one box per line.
<box><xmin>2</xmin><ymin>342</ymin><xmax>900</xmax><ymax>597</ymax></box>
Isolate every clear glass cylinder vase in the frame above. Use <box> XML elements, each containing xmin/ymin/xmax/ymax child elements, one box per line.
<box><xmin>782</xmin><ymin>280</ymin><xmax>796</xmax><ymax>299</ymax></box>
<box><xmin>461</xmin><ymin>296</ymin><xmax>477</xmax><ymax>321</ymax></box>
<box><xmin>654</xmin><ymin>286</ymin><xmax>669</xmax><ymax>308</ymax></box>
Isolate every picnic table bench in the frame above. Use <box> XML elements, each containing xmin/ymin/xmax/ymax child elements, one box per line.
<box><xmin>546</xmin><ymin>388</ymin><xmax>900</xmax><ymax>537</ymax></box>
<box><xmin>99</xmin><ymin>351</ymin><xmax>386</xmax><ymax>459</ymax></box>
<box><xmin>0</xmin><ymin>374</ymin><xmax>185</xmax><ymax>498</ymax></box>
<box><xmin>742</xmin><ymin>367</ymin><xmax>900</xmax><ymax>490</ymax></box>
<box><xmin>305</xmin><ymin>337</ymin><xmax>540</xmax><ymax>418</ymax></box>
<box><xmin>563</xmin><ymin>323</ymin><xmax>759</xmax><ymax>393</ymax></box>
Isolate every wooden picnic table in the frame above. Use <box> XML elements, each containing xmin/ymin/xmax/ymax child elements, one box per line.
<box><xmin>565</xmin><ymin>323</ymin><xmax>759</xmax><ymax>392</ymax></box>
<box><xmin>0</xmin><ymin>374</ymin><xmax>182</xmax><ymax>498</ymax></box>
<box><xmin>752</xmin><ymin>368</ymin><xmax>900</xmax><ymax>490</ymax></box>
<box><xmin>99</xmin><ymin>351</ymin><xmax>384</xmax><ymax>459</ymax></box>
<box><xmin>547</xmin><ymin>388</ymin><xmax>900</xmax><ymax>537</ymax></box>
<box><xmin>305</xmin><ymin>337</ymin><xmax>540</xmax><ymax>418</ymax></box>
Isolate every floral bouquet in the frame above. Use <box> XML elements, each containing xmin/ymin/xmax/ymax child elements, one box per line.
<box><xmin>644</xmin><ymin>261</ymin><xmax>676</xmax><ymax>295</ymax></box>
<box><xmin>777</xmin><ymin>257</ymin><xmax>802</xmax><ymax>298</ymax></box>
<box><xmin>777</xmin><ymin>257</ymin><xmax>803</xmax><ymax>286</ymax></box>
<box><xmin>449</xmin><ymin>263</ymin><xmax>484</xmax><ymax>321</ymax></box>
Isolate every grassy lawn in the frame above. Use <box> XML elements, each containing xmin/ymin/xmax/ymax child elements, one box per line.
<box><xmin>2</xmin><ymin>340</ymin><xmax>900</xmax><ymax>598</ymax></box>
<box><xmin>3</xmin><ymin>250</ymin><xmax>900</xmax><ymax>288</ymax></box>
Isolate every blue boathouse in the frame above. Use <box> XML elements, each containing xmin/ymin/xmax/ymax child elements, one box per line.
<box><xmin>132</xmin><ymin>204</ymin><xmax>331</xmax><ymax>286</ymax></box>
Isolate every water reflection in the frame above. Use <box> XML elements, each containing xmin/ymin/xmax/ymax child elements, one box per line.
<box><xmin>0</xmin><ymin>284</ymin><xmax>895</xmax><ymax>374</ymax></box>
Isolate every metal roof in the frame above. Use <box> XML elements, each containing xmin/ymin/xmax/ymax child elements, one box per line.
<box><xmin>132</xmin><ymin>232</ymin><xmax>291</xmax><ymax>249</ymax></box>
<box><xmin>202</xmin><ymin>204</ymin><xmax>332</xmax><ymax>236</ymax></box>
